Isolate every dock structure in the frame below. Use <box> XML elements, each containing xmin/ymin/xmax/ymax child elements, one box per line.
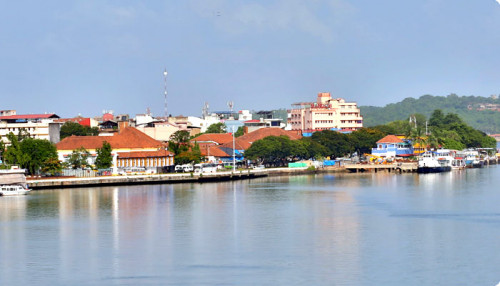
<box><xmin>345</xmin><ymin>163</ymin><xmax>417</xmax><ymax>173</ymax></box>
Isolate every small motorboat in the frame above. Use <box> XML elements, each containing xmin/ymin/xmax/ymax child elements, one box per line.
<box><xmin>0</xmin><ymin>184</ymin><xmax>31</xmax><ymax>196</ymax></box>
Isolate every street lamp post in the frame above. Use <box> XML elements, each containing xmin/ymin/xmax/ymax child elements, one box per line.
<box><xmin>232</xmin><ymin>126</ymin><xmax>236</xmax><ymax>172</ymax></box>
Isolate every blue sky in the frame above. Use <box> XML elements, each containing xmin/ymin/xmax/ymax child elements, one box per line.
<box><xmin>1</xmin><ymin>0</ymin><xmax>500</xmax><ymax>118</ymax></box>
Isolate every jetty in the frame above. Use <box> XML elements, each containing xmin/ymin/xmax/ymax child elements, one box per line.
<box><xmin>345</xmin><ymin>162</ymin><xmax>417</xmax><ymax>173</ymax></box>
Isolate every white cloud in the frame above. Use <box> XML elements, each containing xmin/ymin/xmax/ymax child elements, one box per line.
<box><xmin>497</xmin><ymin>0</ymin><xmax>500</xmax><ymax>5</ymax></box>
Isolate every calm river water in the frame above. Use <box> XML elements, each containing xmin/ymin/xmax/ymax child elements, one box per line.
<box><xmin>1</xmin><ymin>168</ymin><xmax>500</xmax><ymax>285</ymax></box>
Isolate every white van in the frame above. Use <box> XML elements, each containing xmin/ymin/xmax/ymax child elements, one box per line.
<box><xmin>174</xmin><ymin>165</ymin><xmax>184</xmax><ymax>173</ymax></box>
<box><xmin>197</xmin><ymin>163</ymin><xmax>218</xmax><ymax>173</ymax></box>
<box><xmin>182</xmin><ymin>164</ymin><xmax>194</xmax><ymax>172</ymax></box>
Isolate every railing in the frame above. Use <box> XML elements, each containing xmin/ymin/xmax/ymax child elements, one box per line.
<box><xmin>61</xmin><ymin>168</ymin><xmax>113</xmax><ymax>177</ymax></box>
<box><xmin>371</xmin><ymin>148</ymin><xmax>413</xmax><ymax>156</ymax></box>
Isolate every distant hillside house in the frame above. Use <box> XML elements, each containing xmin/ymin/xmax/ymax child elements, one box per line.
<box><xmin>56</xmin><ymin>127</ymin><xmax>174</xmax><ymax>174</ymax></box>
<box><xmin>288</xmin><ymin>92</ymin><xmax>363</xmax><ymax>134</ymax></box>
<box><xmin>0</xmin><ymin>113</ymin><xmax>61</xmax><ymax>144</ymax></box>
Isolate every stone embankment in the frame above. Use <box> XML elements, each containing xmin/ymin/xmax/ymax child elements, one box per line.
<box><xmin>27</xmin><ymin>167</ymin><xmax>344</xmax><ymax>190</ymax></box>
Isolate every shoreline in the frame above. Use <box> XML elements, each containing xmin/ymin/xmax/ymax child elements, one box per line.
<box><xmin>27</xmin><ymin>167</ymin><xmax>346</xmax><ymax>190</ymax></box>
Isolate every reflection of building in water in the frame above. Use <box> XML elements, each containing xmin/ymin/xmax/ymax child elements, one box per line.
<box><xmin>300</xmin><ymin>189</ymin><xmax>361</xmax><ymax>283</ymax></box>
<box><xmin>0</xmin><ymin>196</ymin><xmax>27</xmax><ymax>221</ymax></box>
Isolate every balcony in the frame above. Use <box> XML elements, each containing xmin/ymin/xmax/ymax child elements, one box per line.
<box><xmin>372</xmin><ymin>147</ymin><xmax>414</xmax><ymax>157</ymax></box>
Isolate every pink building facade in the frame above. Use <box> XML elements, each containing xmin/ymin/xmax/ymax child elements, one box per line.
<box><xmin>288</xmin><ymin>92</ymin><xmax>363</xmax><ymax>132</ymax></box>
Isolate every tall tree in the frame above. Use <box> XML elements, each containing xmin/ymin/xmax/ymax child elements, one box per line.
<box><xmin>168</xmin><ymin>130</ymin><xmax>190</xmax><ymax>155</ymax></box>
<box><xmin>3</xmin><ymin>133</ymin><xmax>59</xmax><ymax>175</ymax></box>
<box><xmin>67</xmin><ymin>147</ymin><xmax>90</xmax><ymax>169</ymax></box>
<box><xmin>95</xmin><ymin>141</ymin><xmax>113</xmax><ymax>169</ymax></box>
<box><xmin>205</xmin><ymin>123</ymin><xmax>226</xmax><ymax>134</ymax></box>
<box><xmin>348</xmin><ymin>128</ymin><xmax>386</xmax><ymax>155</ymax></box>
<box><xmin>245</xmin><ymin>136</ymin><xmax>297</xmax><ymax>166</ymax></box>
<box><xmin>310</xmin><ymin>130</ymin><xmax>352</xmax><ymax>158</ymax></box>
<box><xmin>235</xmin><ymin>126</ymin><xmax>244</xmax><ymax>137</ymax></box>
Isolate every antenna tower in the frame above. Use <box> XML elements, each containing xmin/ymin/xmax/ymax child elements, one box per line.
<box><xmin>227</xmin><ymin>101</ymin><xmax>234</xmax><ymax>114</ymax></box>
<box><xmin>163</xmin><ymin>69</ymin><xmax>168</xmax><ymax>118</ymax></box>
<box><xmin>202</xmin><ymin>102</ymin><xmax>210</xmax><ymax>118</ymax></box>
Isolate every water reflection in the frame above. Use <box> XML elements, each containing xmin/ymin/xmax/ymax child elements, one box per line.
<box><xmin>1</xmin><ymin>168</ymin><xmax>500</xmax><ymax>285</ymax></box>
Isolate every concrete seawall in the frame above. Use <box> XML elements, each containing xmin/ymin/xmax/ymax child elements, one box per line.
<box><xmin>27</xmin><ymin>167</ymin><xmax>344</xmax><ymax>190</ymax></box>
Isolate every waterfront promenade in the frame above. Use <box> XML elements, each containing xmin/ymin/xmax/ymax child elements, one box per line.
<box><xmin>27</xmin><ymin>167</ymin><xmax>338</xmax><ymax>189</ymax></box>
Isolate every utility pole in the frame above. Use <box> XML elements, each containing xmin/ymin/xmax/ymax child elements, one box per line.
<box><xmin>232</xmin><ymin>126</ymin><xmax>236</xmax><ymax>172</ymax></box>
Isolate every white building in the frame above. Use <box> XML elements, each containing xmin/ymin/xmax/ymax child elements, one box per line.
<box><xmin>0</xmin><ymin>113</ymin><xmax>61</xmax><ymax>144</ymax></box>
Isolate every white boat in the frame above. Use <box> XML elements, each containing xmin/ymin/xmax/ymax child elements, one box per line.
<box><xmin>464</xmin><ymin>150</ymin><xmax>483</xmax><ymax>168</ymax></box>
<box><xmin>0</xmin><ymin>184</ymin><xmax>30</xmax><ymax>196</ymax></box>
<box><xmin>451</xmin><ymin>150</ymin><xmax>466</xmax><ymax>170</ymax></box>
<box><xmin>417</xmin><ymin>151</ymin><xmax>452</xmax><ymax>173</ymax></box>
<box><xmin>451</xmin><ymin>157</ymin><xmax>466</xmax><ymax>170</ymax></box>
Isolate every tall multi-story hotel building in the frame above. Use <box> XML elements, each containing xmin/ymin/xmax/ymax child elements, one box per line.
<box><xmin>288</xmin><ymin>92</ymin><xmax>363</xmax><ymax>133</ymax></box>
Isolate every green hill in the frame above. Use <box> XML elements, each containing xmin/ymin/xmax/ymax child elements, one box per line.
<box><xmin>360</xmin><ymin>94</ymin><xmax>500</xmax><ymax>134</ymax></box>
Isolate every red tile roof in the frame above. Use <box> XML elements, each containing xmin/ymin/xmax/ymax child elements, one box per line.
<box><xmin>117</xmin><ymin>150</ymin><xmax>174</xmax><ymax>158</ymax></box>
<box><xmin>0</xmin><ymin>114</ymin><xmax>59</xmax><ymax>120</ymax></box>
<box><xmin>376</xmin><ymin>135</ymin><xmax>404</xmax><ymax>144</ymax></box>
<box><xmin>191</xmin><ymin>133</ymin><xmax>233</xmax><ymax>145</ymax></box>
<box><xmin>221</xmin><ymin>128</ymin><xmax>302</xmax><ymax>150</ymax></box>
<box><xmin>56</xmin><ymin>127</ymin><xmax>163</xmax><ymax>150</ymax></box>
<box><xmin>201</xmin><ymin>146</ymin><xmax>230</xmax><ymax>157</ymax></box>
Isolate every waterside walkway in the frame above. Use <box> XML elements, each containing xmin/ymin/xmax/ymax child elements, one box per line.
<box><xmin>28</xmin><ymin>167</ymin><xmax>339</xmax><ymax>190</ymax></box>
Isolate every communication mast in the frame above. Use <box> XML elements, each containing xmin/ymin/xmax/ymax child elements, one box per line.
<box><xmin>227</xmin><ymin>101</ymin><xmax>234</xmax><ymax>119</ymax></box>
<box><xmin>163</xmin><ymin>69</ymin><xmax>168</xmax><ymax>118</ymax></box>
<box><xmin>202</xmin><ymin>102</ymin><xmax>210</xmax><ymax>118</ymax></box>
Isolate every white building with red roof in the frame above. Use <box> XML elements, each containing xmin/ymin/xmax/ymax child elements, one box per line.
<box><xmin>0</xmin><ymin>113</ymin><xmax>61</xmax><ymax>144</ymax></box>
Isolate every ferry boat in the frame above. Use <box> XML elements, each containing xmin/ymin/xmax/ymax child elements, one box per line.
<box><xmin>417</xmin><ymin>151</ymin><xmax>452</xmax><ymax>173</ymax></box>
<box><xmin>0</xmin><ymin>184</ymin><xmax>30</xmax><ymax>196</ymax></box>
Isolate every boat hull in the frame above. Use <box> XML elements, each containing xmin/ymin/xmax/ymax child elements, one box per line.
<box><xmin>0</xmin><ymin>191</ymin><xmax>29</xmax><ymax>196</ymax></box>
<box><xmin>417</xmin><ymin>166</ymin><xmax>452</xmax><ymax>173</ymax></box>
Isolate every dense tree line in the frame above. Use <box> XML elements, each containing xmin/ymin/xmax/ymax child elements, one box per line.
<box><xmin>1</xmin><ymin>133</ymin><xmax>61</xmax><ymax>175</ymax></box>
<box><xmin>361</xmin><ymin>94</ymin><xmax>500</xmax><ymax>133</ymax></box>
<box><xmin>245</xmin><ymin>110</ymin><xmax>495</xmax><ymax>165</ymax></box>
<box><xmin>245</xmin><ymin>128</ymin><xmax>386</xmax><ymax>166</ymax></box>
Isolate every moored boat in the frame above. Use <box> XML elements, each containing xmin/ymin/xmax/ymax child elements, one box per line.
<box><xmin>417</xmin><ymin>151</ymin><xmax>452</xmax><ymax>173</ymax></box>
<box><xmin>451</xmin><ymin>157</ymin><xmax>466</xmax><ymax>170</ymax></box>
<box><xmin>464</xmin><ymin>150</ymin><xmax>483</xmax><ymax>168</ymax></box>
<box><xmin>0</xmin><ymin>184</ymin><xmax>30</xmax><ymax>196</ymax></box>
